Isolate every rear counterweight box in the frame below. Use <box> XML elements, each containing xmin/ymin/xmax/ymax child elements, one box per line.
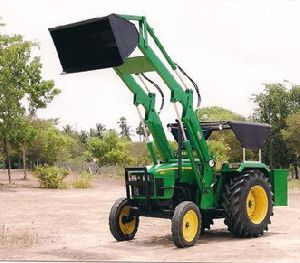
<box><xmin>270</xmin><ymin>169</ymin><xmax>288</xmax><ymax>206</ymax></box>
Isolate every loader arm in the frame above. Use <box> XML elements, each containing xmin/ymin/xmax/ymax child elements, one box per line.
<box><xmin>49</xmin><ymin>13</ymin><xmax>215</xmax><ymax>207</ymax></box>
<box><xmin>119</xmin><ymin>15</ymin><xmax>215</xmax><ymax>207</ymax></box>
<box><xmin>114</xmin><ymin>69</ymin><xmax>173</xmax><ymax>163</ymax></box>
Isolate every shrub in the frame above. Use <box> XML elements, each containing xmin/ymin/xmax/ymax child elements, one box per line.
<box><xmin>34</xmin><ymin>165</ymin><xmax>69</xmax><ymax>188</ymax></box>
<box><xmin>72</xmin><ymin>172</ymin><xmax>93</xmax><ymax>189</ymax></box>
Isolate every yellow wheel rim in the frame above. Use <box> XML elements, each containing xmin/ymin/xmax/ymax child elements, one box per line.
<box><xmin>119</xmin><ymin>206</ymin><xmax>136</xmax><ymax>235</ymax></box>
<box><xmin>182</xmin><ymin>209</ymin><xmax>198</xmax><ymax>242</ymax></box>
<box><xmin>246</xmin><ymin>186</ymin><xmax>268</xmax><ymax>224</ymax></box>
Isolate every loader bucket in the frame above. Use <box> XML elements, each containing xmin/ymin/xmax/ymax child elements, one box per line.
<box><xmin>49</xmin><ymin>14</ymin><xmax>139</xmax><ymax>73</ymax></box>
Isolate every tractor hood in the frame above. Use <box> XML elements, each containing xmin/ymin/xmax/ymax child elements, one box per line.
<box><xmin>49</xmin><ymin>14</ymin><xmax>139</xmax><ymax>73</ymax></box>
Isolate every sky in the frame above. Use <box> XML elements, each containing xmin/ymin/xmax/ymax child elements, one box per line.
<box><xmin>1</xmin><ymin>0</ymin><xmax>300</xmax><ymax>138</ymax></box>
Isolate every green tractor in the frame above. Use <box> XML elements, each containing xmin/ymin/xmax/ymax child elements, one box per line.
<box><xmin>49</xmin><ymin>14</ymin><xmax>288</xmax><ymax>248</ymax></box>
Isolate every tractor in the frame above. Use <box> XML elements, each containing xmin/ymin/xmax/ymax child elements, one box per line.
<box><xmin>49</xmin><ymin>14</ymin><xmax>288</xmax><ymax>248</ymax></box>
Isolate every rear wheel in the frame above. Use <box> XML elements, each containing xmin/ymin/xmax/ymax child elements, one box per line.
<box><xmin>222</xmin><ymin>170</ymin><xmax>273</xmax><ymax>237</ymax></box>
<box><xmin>171</xmin><ymin>201</ymin><xmax>201</xmax><ymax>248</ymax></box>
<box><xmin>109</xmin><ymin>197</ymin><xmax>139</xmax><ymax>241</ymax></box>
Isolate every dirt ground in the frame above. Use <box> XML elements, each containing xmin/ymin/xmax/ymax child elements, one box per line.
<box><xmin>0</xmin><ymin>170</ymin><xmax>299</xmax><ymax>262</ymax></box>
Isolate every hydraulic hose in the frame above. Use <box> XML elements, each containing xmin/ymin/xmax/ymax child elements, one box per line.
<box><xmin>175</xmin><ymin>63</ymin><xmax>202</xmax><ymax>108</ymax></box>
<box><xmin>141</xmin><ymin>73</ymin><xmax>165</xmax><ymax>114</ymax></box>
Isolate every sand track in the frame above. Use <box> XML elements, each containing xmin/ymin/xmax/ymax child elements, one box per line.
<box><xmin>0</xmin><ymin>170</ymin><xmax>299</xmax><ymax>262</ymax></box>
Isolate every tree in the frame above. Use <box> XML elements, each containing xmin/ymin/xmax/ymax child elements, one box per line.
<box><xmin>96</xmin><ymin>123</ymin><xmax>106</xmax><ymax>139</ymax></box>
<box><xmin>89</xmin><ymin>123</ymin><xmax>106</xmax><ymax>139</ymax></box>
<box><xmin>29</xmin><ymin>119</ymin><xmax>73</xmax><ymax>165</ymax></box>
<box><xmin>252</xmin><ymin>83</ymin><xmax>300</xmax><ymax>169</ymax></box>
<box><xmin>282</xmin><ymin>111</ymin><xmax>300</xmax><ymax>179</ymax></box>
<box><xmin>118</xmin><ymin>117</ymin><xmax>133</xmax><ymax>140</ymax></box>
<box><xmin>79</xmin><ymin>130</ymin><xmax>88</xmax><ymax>144</ymax></box>
<box><xmin>15</xmin><ymin>117</ymin><xmax>37</xmax><ymax>179</ymax></box>
<box><xmin>197</xmin><ymin>106</ymin><xmax>246</xmax><ymax>162</ymax></box>
<box><xmin>63</xmin><ymin>124</ymin><xmax>74</xmax><ymax>135</ymax></box>
<box><xmin>207</xmin><ymin>139</ymin><xmax>231</xmax><ymax>168</ymax></box>
<box><xmin>0</xmin><ymin>150</ymin><xmax>3</xmax><ymax>169</ymax></box>
<box><xmin>0</xmin><ymin>32</ymin><xmax>60</xmax><ymax>183</ymax></box>
<box><xmin>197</xmin><ymin>106</ymin><xmax>245</xmax><ymax>121</ymax></box>
<box><xmin>88</xmin><ymin>130</ymin><xmax>133</xmax><ymax>167</ymax></box>
<box><xmin>136</xmin><ymin>121</ymin><xmax>146</xmax><ymax>142</ymax></box>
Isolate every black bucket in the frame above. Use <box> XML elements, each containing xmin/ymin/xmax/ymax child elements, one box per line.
<box><xmin>49</xmin><ymin>14</ymin><xmax>139</xmax><ymax>73</ymax></box>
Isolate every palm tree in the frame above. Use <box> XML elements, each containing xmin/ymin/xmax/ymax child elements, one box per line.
<box><xmin>118</xmin><ymin>117</ymin><xmax>133</xmax><ymax>140</ymax></box>
<box><xmin>79</xmin><ymin>130</ymin><xmax>88</xmax><ymax>144</ymax></box>
<box><xmin>96</xmin><ymin>123</ymin><xmax>106</xmax><ymax>139</ymax></box>
<box><xmin>63</xmin><ymin>124</ymin><xmax>74</xmax><ymax>134</ymax></box>
<box><xmin>136</xmin><ymin>121</ymin><xmax>146</xmax><ymax>142</ymax></box>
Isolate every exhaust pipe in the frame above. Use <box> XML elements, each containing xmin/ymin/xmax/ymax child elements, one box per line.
<box><xmin>49</xmin><ymin>14</ymin><xmax>138</xmax><ymax>73</ymax></box>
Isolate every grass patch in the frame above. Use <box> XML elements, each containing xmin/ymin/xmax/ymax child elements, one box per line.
<box><xmin>288</xmin><ymin>179</ymin><xmax>300</xmax><ymax>189</ymax></box>
<box><xmin>0</xmin><ymin>225</ymin><xmax>38</xmax><ymax>248</ymax></box>
<box><xmin>72</xmin><ymin>172</ymin><xmax>93</xmax><ymax>189</ymax></box>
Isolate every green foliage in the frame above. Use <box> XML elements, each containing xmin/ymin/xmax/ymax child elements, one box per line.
<box><xmin>129</xmin><ymin>142</ymin><xmax>152</xmax><ymax>166</ymax></box>
<box><xmin>29</xmin><ymin>119</ymin><xmax>78</xmax><ymax>165</ymax></box>
<box><xmin>282</xmin><ymin>111</ymin><xmax>300</xmax><ymax>156</ymax></box>
<box><xmin>197</xmin><ymin>106</ymin><xmax>245</xmax><ymax>121</ymax></box>
<box><xmin>63</xmin><ymin>124</ymin><xmax>74</xmax><ymax>134</ymax></box>
<box><xmin>79</xmin><ymin>130</ymin><xmax>88</xmax><ymax>144</ymax></box>
<box><xmin>0</xmin><ymin>34</ymin><xmax>60</xmax><ymax>115</ymax></box>
<box><xmin>282</xmin><ymin>111</ymin><xmax>300</xmax><ymax>178</ymax></box>
<box><xmin>0</xmin><ymin>31</ymin><xmax>59</xmax><ymax>183</ymax></box>
<box><xmin>95</xmin><ymin>123</ymin><xmax>106</xmax><ymax>139</ymax></box>
<box><xmin>33</xmin><ymin>165</ymin><xmax>69</xmax><ymax>188</ymax></box>
<box><xmin>197</xmin><ymin>106</ymin><xmax>246</xmax><ymax>162</ymax></box>
<box><xmin>89</xmin><ymin>123</ymin><xmax>106</xmax><ymax>139</ymax></box>
<box><xmin>88</xmin><ymin>130</ymin><xmax>134</xmax><ymax>167</ymax></box>
<box><xmin>252</xmin><ymin>83</ymin><xmax>300</xmax><ymax>168</ymax></box>
<box><xmin>72</xmin><ymin>172</ymin><xmax>93</xmax><ymax>189</ymax></box>
<box><xmin>15</xmin><ymin>117</ymin><xmax>37</xmax><ymax>151</ymax></box>
<box><xmin>207</xmin><ymin>139</ymin><xmax>231</xmax><ymax>163</ymax></box>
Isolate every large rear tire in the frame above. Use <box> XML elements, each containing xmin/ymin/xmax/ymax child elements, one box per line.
<box><xmin>109</xmin><ymin>197</ymin><xmax>139</xmax><ymax>241</ymax></box>
<box><xmin>171</xmin><ymin>201</ymin><xmax>201</xmax><ymax>248</ymax></box>
<box><xmin>222</xmin><ymin>170</ymin><xmax>273</xmax><ymax>237</ymax></box>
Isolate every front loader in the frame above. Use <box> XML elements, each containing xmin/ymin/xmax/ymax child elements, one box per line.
<box><xmin>49</xmin><ymin>14</ymin><xmax>288</xmax><ymax>248</ymax></box>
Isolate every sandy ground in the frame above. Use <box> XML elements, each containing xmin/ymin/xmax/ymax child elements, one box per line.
<box><xmin>0</xmin><ymin>170</ymin><xmax>299</xmax><ymax>262</ymax></box>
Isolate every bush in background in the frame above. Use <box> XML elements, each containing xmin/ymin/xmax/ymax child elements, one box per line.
<box><xmin>72</xmin><ymin>172</ymin><xmax>93</xmax><ymax>189</ymax></box>
<box><xmin>33</xmin><ymin>165</ymin><xmax>69</xmax><ymax>188</ymax></box>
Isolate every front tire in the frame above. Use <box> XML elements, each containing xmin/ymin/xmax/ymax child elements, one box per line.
<box><xmin>109</xmin><ymin>197</ymin><xmax>139</xmax><ymax>241</ymax></box>
<box><xmin>171</xmin><ymin>201</ymin><xmax>201</xmax><ymax>248</ymax></box>
<box><xmin>222</xmin><ymin>170</ymin><xmax>273</xmax><ymax>237</ymax></box>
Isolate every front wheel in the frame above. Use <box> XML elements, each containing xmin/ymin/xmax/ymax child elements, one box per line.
<box><xmin>171</xmin><ymin>201</ymin><xmax>201</xmax><ymax>248</ymax></box>
<box><xmin>109</xmin><ymin>197</ymin><xmax>139</xmax><ymax>241</ymax></box>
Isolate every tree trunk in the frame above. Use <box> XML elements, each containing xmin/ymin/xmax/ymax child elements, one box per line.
<box><xmin>22</xmin><ymin>150</ymin><xmax>27</xmax><ymax>180</ymax></box>
<box><xmin>295</xmin><ymin>164</ymin><xmax>299</xmax><ymax>180</ymax></box>
<box><xmin>3</xmin><ymin>139</ymin><xmax>11</xmax><ymax>184</ymax></box>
